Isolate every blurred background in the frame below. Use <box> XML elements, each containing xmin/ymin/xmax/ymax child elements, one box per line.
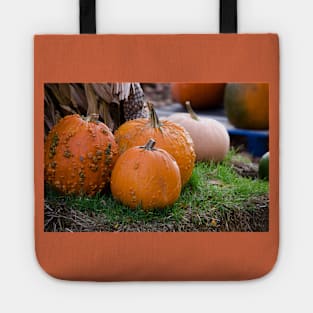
<box><xmin>143</xmin><ymin>83</ymin><xmax>269</xmax><ymax>158</ymax></box>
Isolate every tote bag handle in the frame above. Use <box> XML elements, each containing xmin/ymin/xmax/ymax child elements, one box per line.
<box><xmin>79</xmin><ymin>0</ymin><xmax>237</xmax><ymax>34</ymax></box>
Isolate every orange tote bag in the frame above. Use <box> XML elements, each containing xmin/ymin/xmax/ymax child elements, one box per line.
<box><xmin>35</xmin><ymin>0</ymin><xmax>279</xmax><ymax>281</ymax></box>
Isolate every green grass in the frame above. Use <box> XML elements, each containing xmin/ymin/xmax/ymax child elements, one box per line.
<box><xmin>45</xmin><ymin>152</ymin><xmax>269</xmax><ymax>229</ymax></box>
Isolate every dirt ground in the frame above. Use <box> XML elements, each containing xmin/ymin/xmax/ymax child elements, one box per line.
<box><xmin>44</xmin><ymin>194</ymin><xmax>268</xmax><ymax>232</ymax></box>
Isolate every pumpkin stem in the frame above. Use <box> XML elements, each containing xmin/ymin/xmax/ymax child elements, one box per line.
<box><xmin>143</xmin><ymin>139</ymin><xmax>156</xmax><ymax>151</ymax></box>
<box><xmin>185</xmin><ymin>101</ymin><xmax>200</xmax><ymax>121</ymax></box>
<box><xmin>85</xmin><ymin>84</ymin><xmax>99</xmax><ymax>122</ymax></box>
<box><xmin>147</xmin><ymin>102</ymin><xmax>162</xmax><ymax>128</ymax></box>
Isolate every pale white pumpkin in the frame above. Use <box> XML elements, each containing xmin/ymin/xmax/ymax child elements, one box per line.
<box><xmin>166</xmin><ymin>102</ymin><xmax>230</xmax><ymax>162</ymax></box>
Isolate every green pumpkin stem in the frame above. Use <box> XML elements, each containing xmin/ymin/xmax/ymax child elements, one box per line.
<box><xmin>143</xmin><ymin>139</ymin><xmax>156</xmax><ymax>151</ymax></box>
<box><xmin>147</xmin><ymin>102</ymin><xmax>162</xmax><ymax>128</ymax></box>
<box><xmin>185</xmin><ymin>101</ymin><xmax>200</xmax><ymax>121</ymax></box>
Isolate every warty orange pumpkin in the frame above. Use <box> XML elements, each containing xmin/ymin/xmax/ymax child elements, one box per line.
<box><xmin>114</xmin><ymin>102</ymin><xmax>195</xmax><ymax>186</ymax></box>
<box><xmin>224</xmin><ymin>83</ymin><xmax>269</xmax><ymax>130</ymax></box>
<box><xmin>167</xmin><ymin>102</ymin><xmax>230</xmax><ymax>162</ymax></box>
<box><xmin>171</xmin><ymin>83</ymin><xmax>226</xmax><ymax>109</ymax></box>
<box><xmin>110</xmin><ymin>139</ymin><xmax>181</xmax><ymax>210</ymax></box>
<box><xmin>44</xmin><ymin>85</ymin><xmax>118</xmax><ymax>196</ymax></box>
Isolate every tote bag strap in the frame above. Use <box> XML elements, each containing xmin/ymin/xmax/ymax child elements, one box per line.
<box><xmin>80</xmin><ymin>0</ymin><xmax>96</xmax><ymax>34</ymax></box>
<box><xmin>79</xmin><ymin>0</ymin><xmax>237</xmax><ymax>34</ymax></box>
<box><xmin>220</xmin><ymin>0</ymin><xmax>237</xmax><ymax>33</ymax></box>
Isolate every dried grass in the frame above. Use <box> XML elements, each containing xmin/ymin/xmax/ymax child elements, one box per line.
<box><xmin>44</xmin><ymin>194</ymin><xmax>268</xmax><ymax>233</ymax></box>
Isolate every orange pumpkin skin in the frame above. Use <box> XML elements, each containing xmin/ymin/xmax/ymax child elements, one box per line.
<box><xmin>111</xmin><ymin>140</ymin><xmax>181</xmax><ymax>211</ymax></box>
<box><xmin>224</xmin><ymin>83</ymin><xmax>269</xmax><ymax>130</ymax></box>
<box><xmin>115</xmin><ymin>105</ymin><xmax>195</xmax><ymax>186</ymax></box>
<box><xmin>45</xmin><ymin>114</ymin><xmax>118</xmax><ymax>196</ymax></box>
<box><xmin>171</xmin><ymin>83</ymin><xmax>226</xmax><ymax>109</ymax></box>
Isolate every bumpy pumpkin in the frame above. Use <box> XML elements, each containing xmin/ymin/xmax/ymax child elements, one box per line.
<box><xmin>111</xmin><ymin>139</ymin><xmax>181</xmax><ymax>210</ymax></box>
<box><xmin>44</xmin><ymin>86</ymin><xmax>118</xmax><ymax>195</ymax></box>
<box><xmin>167</xmin><ymin>102</ymin><xmax>230</xmax><ymax>161</ymax></box>
<box><xmin>224</xmin><ymin>83</ymin><xmax>269</xmax><ymax>129</ymax></box>
<box><xmin>115</xmin><ymin>103</ymin><xmax>195</xmax><ymax>185</ymax></box>
<box><xmin>171</xmin><ymin>83</ymin><xmax>226</xmax><ymax>109</ymax></box>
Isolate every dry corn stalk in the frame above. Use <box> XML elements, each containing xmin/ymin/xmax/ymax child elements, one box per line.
<box><xmin>44</xmin><ymin>83</ymin><xmax>147</xmax><ymax>136</ymax></box>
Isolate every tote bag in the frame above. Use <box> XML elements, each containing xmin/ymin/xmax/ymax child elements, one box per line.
<box><xmin>35</xmin><ymin>0</ymin><xmax>279</xmax><ymax>281</ymax></box>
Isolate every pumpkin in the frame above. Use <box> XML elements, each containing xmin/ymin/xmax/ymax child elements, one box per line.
<box><xmin>224</xmin><ymin>83</ymin><xmax>269</xmax><ymax>129</ymax></box>
<box><xmin>171</xmin><ymin>83</ymin><xmax>226</xmax><ymax>109</ymax></box>
<box><xmin>167</xmin><ymin>102</ymin><xmax>230</xmax><ymax>162</ymax></box>
<box><xmin>115</xmin><ymin>102</ymin><xmax>195</xmax><ymax>186</ymax></box>
<box><xmin>258</xmin><ymin>152</ymin><xmax>269</xmax><ymax>180</ymax></box>
<box><xmin>44</xmin><ymin>85</ymin><xmax>118</xmax><ymax>195</ymax></box>
<box><xmin>111</xmin><ymin>139</ymin><xmax>181</xmax><ymax>210</ymax></box>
